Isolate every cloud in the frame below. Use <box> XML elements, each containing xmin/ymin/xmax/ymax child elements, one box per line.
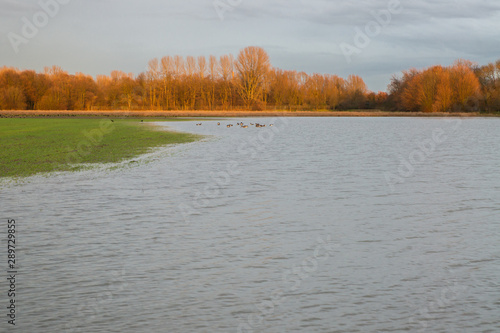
<box><xmin>232</xmin><ymin>0</ymin><xmax>500</xmax><ymax>23</ymax></box>
<box><xmin>0</xmin><ymin>0</ymin><xmax>38</xmax><ymax>15</ymax></box>
<box><xmin>0</xmin><ymin>0</ymin><xmax>499</xmax><ymax>92</ymax></box>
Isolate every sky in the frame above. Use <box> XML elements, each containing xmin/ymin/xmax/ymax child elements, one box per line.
<box><xmin>1</xmin><ymin>0</ymin><xmax>499</xmax><ymax>92</ymax></box>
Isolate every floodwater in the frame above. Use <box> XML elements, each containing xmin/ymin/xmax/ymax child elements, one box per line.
<box><xmin>1</xmin><ymin>117</ymin><xmax>499</xmax><ymax>332</ymax></box>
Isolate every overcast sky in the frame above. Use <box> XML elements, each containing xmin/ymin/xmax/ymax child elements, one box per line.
<box><xmin>1</xmin><ymin>0</ymin><xmax>499</xmax><ymax>91</ymax></box>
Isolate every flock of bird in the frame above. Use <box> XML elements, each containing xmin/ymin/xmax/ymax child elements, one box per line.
<box><xmin>196</xmin><ymin>122</ymin><xmax>273</xmax><ymax>128</ymax></box>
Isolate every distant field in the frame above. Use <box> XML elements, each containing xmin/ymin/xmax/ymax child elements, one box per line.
<box><xmin>0</xmin><ymin>109</ymin><xmax>497</xmax><ymax>118</ymax></box>
<box><xmin>0</xmin><ymin>118</ymin><xmax>201</xmax><ymax>178</ymax></box>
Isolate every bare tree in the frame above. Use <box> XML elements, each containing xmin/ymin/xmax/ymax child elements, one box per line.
<box><xmin>172</xmin><ymin>55</ymin><xmax>185</xmax><ymax>109</ymax></box>
<box><xmin>173</xmin><ymin>55</ymin><xmax>185</xmax><ymax>78</ymax></box>
<box><xmin>197</xmin><ymin>56</ymin><xmax>207</xmax><ymax>79</ymax></box>
<box><xmin>160</xmin><ymin>56</ymin><xmax>173</xmax><ymax>109</ymax></box>
<box><xmin>147</xmin><ymin>58</ymin><xmax>160</xmax><ymax>109</ymax></box>
<box><xmin>184</xmin><ymin>56</ymin><xmax>197</xmax><ymax>109</ymax></box>
<box><xmin>234</xmin><ymin>46</ymin><xmax>271</xmax><ymax>108</ymax></box>
<box><xmin>219</xmin><ymin>54</ymin><xmax>234</xmax><ymax>109</ymax></box>
<box><xmin>185</xmin><ymin>56</ymin><xmax>196</xmax><ymax>77</ymax></box>
<box><xmin>197</xmin><ymin>56</ymin><xmax>207</xmax><ymax>109</ymax></box>
<box><xmin>208</xmin><ymin>55</ymin><xmax>218</xmax><ymax>110</ymax></box>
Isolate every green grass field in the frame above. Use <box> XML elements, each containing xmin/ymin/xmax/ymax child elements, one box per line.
<box><xmin>0</xmin><ymin>118</ymin><xmax>201</xmax><ymax>178</ymax></box>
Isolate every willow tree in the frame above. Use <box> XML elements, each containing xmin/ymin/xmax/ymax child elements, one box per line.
<box><xmin>234</xmin><ymin>46</ymin><xmax>271</xmax><ymax>109</ymax></box>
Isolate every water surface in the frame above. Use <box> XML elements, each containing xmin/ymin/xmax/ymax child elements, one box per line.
<box><xmin>2</xmin><ymin>117</ymin><xmax>499</xmax><ymax>332</ymax></box>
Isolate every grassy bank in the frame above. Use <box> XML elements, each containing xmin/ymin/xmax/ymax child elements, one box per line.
<box><xmin>0</xmin><ymin>118</ymin><xmax>200</xmax><ymax>178</ymax></box>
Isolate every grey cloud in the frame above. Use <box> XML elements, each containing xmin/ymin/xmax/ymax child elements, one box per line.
<box><xmin>0</xmin><ymin>0</ymin><xmax>499</xmax><ymax>92</ymax></box>
<box><xmin>230</xmin><ymin>0</ymin><xmax>500</xmax><ymax>26</ymax></box>
<box><xmin>0</xmin><ymin>0</ymin><xmax>38</xmax><ymax>15</ymax></box>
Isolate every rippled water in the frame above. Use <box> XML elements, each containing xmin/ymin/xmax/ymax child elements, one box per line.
<box><xmin>2</xmin><ymin>117</ymin><xmax>499</xmax><ymax>332</ymax></box>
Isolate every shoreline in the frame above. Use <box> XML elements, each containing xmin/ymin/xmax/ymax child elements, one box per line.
<box><xmin>0</xmin><ymin>118</ymin><xmax>200</xmax><ymax>179</ymax></box>
<box><xmin>1</xmin><ymin>110</ymin><xmax>499</xmax><ymax>118</ymax></box>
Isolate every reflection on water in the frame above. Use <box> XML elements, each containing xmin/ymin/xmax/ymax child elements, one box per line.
<box><xmin>2</xmin><ymin>117</ymin><xmax>499</xmax><ymax>332</ymax></box>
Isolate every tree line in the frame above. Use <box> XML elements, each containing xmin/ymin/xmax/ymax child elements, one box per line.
<box><xmin>387</xmin><ymin>59</ymin><xmax>500</xmax><ymax>113</ymax></box>
<box><xmin>1</xmin><ymin>46</ymin><xmax>499</xmax><ymax>113</ymax></box>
